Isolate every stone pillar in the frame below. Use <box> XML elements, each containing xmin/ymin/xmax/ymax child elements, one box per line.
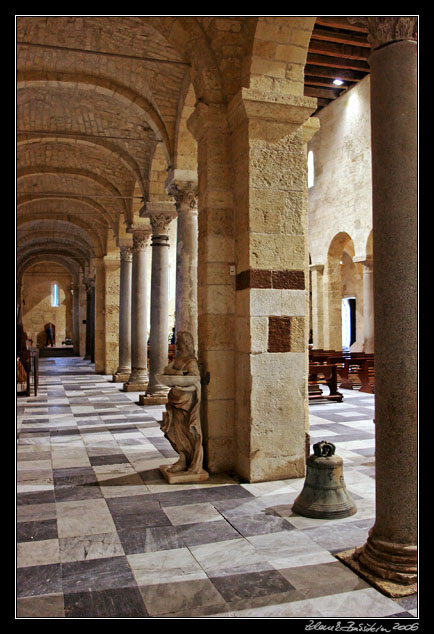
<box><xmin>93</xmin><ymin>259</ymin><xmax>105</xmax><ymax>372</ymax></box>
<box><xmin>72</xmin><ymin>282</ymin><xmax>80</xmax><ymax>355</ymax></box>
<box><xmin>84</xmin><ymin>279</ymin><xmax>93</xmax><ymax>361</ymax></box>
<box><xmin>78</xmin><ymin>280</ymin><xmax>86</xmax><ymax>356</ymax></box>
<box><xmin>187</xmin><ymin>102</ymin><xmax>237</xmax><ymax>474</ymax></box>
<box><xmin>113</xmin><ymin>246</ymin><xmax>133</xmax><ymax>382</ymax></box>
<box><xmin>103</xmin><ymin>256</ymin><xmax>121</xmax><ymax>375</ymax></box>
<box><xmin>310</xmin><ymin>264</ymin><xmax>325</xmax><ymax>350</ymax></box>
<box><xmin>341</xmin><ymin>16</ymin><xmax>418</xmax><ymax>595</ymax></box>
<box><xmin>166</xmin><ymin>170</ymin><xmax>199</xmax><ymax>351</ymax></box>
<box><xmin>226</xmin><ymin>88</ymin><xmax>317</xmax><ymax>482</ymax></box>
<box><xmin>123</xmin><ymin>228</ymin><xmax>151</xmax><ymax>392</ymax></box>
<box><xmin>140</xmin><ymin>206</ymin><xmax>176</xmax><ymax>405</ymax></box>
<box><xmin>362</xmin><ymin>259</ymin><xmax>374</xmax><ymax>353</ymax></box>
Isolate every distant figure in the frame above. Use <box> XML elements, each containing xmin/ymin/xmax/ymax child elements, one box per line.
<box><xmin>45</xmin><ymin>323</ymin><xmax>54</xmax><ymax>347</ymax></box>
<box><xmin>170</xmin><ymin>326</ymin><xmax>176</xmax><ymax>344</ymax></box>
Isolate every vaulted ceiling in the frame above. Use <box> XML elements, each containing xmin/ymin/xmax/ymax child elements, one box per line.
<box><xmin>16</xmin><ymin>16</ymin><xmax>371</xmax><ymax>281</ymax></box>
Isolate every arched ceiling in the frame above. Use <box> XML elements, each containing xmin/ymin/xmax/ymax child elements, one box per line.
<box><xmin>16</xmin><ymin>15</ymin><xmax>196</xmax><ymax>277</ymax></box>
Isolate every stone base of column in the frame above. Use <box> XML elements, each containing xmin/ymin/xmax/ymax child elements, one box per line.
<box><xmin>139</xmin><ymin>393</ymin><xmax>168</xmax><ymax>405</ymax></box>
<box><xmin>123</xmin><ymin>380</ymin><xmax>148</xmax><ymax>392</ymax></box>
<box><xmin>159</xmin><ymin>463</ymin><xmax>209</xmax><ymax>484</ymax></box>
<box><xmin>336</xmin><ymin>546</ymin><xmax>417</xmax><ymax>598</ymax></box>
<box><xmin>113</xmin><ymin>371</ymin><xmax>131</xmax><ymax>383</ymax></box>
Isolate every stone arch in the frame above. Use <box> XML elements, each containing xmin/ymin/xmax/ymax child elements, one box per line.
<box><xmin>17</xmin><ymin>166</ymin><xmax>131</xmax><ymax>224</ymax></box>
<box><xmin>17</xmin><ymin>71</ymin><xmax>172</xmax><ymax>162</ymax></box>
<box><xmin>323</xmin><ymin>232</ymin><xmax>354</xmax><ymax>350</ymax></box>
<box><xmin>247</xmin><ymin>17</ymin><xmax>316</xmax><ymax>95</ymax></box>
<box><xmin>17</xmin><ymin>135</ymin><xmax>145</xmax><ymax>208</ymax></box>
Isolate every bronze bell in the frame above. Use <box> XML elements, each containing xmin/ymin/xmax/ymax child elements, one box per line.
<box><xmin>292</xmin><ymin>440</ymin><xmax>357</xmax><ymax>519</ymax></box>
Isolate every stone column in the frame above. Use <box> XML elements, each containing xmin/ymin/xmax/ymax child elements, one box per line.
<box><xmin>310</xmin><ymin>264</ymin><xmax>325</xmax><ymax>350</ymax></box>
<box><xmin>140</xmin><ymin>205</ymin><xmax>176</xmax><ymax>405</ymax></box>
<box><xmin>340</xmin><ymin>17</ymin><xmax>418</xmax><ymax>595</ymax></box>
<box><xmin>123</xmin><ymin>228</ymin><xmax>151</xmax><ymax>392</ymax></box>
<box><xmin>90</xmin><ymin>279</ymin><xmax>96</xmax><ymax>365</ymax></box>
<box><xmin>72</xmin><ymin>282</ymin><xmax>80</xmax><ymax>355</ymax></box>
<box><xmin>83</xmin><ymin>279</ymin><xmax>93</xmax><ymax>361</ymax></box>
<box><xmin>113</xmin><ymin>246</ymin><xmax>133</xmax><ymax>382</ymax></box>
<box><xmin>361</xmin><ymin>259</ymin><xmax>374</xmax><ymax>354</ymax></box>
<box><xmin>166</xmin><ymin>170</ymin><xmax>199</xmax><ymax>351</ymax></box>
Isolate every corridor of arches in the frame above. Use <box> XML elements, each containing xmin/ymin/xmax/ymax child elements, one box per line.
<box><xmin>16</xmin><ymin>16</ymin><xmax>418</xmax><ymax>619</ymax></box>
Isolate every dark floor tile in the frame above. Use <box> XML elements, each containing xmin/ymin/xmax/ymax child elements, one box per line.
<box><xmin>177</xmin><ymin>520</ymin><xmax>241</xmax><ymax>547</ymax></box>
<box><xmin>117</xmin><ymin>525</ymin><xmax>185</xmax><ymax>555</ymax></box>
<box><xmin>106</xmin><ymin>494</ymin><xmax>161</xmax><ymax>516</ymax></box>
<box><xmin>17</xmin><ymin>519</ymin><xmax>58</xmax><ymax>542</ymax></box>
<box><xmin>112</xmin><ymin>510</ymin><xmax>172</xmax><ymax>531</ymax></box>
<box><xmin>18</xmin><ymin>431</ymin><xmax>50</xmax><ymax>438</ymax></box>
<box><xmin>138</xmin><ymin>468</ymin><xmax>165</xmax><ymax>482</ymax></box>
<box><xmin>53</xmin><ymin>467</ymin><xmax>98</xmax><ymax>487</ymax></box>
<box><xmin>64</xmin><ymin>587</ymin><xmax>149</xmax><ymax>618</ymax></box>
<box><xmin>61</xmin><ymin>556</ymin><xmax>137</xmax><ymax>594</ymax></box>
<box><xmin>54</xmin><ymin>484</ymin><xmax>103</xmax><ymax>502</ymax></box>
<box><xmin>222</xmin><ymin>513</ymin><xmax>295</xmax><ymax>537</ymax></box>
<box><xmin>17</xmin><ymin>563</ymin><xmax>62</xmax><ymax>598</ymax></box>
<box><xmin>89</xmin><ymin>454</ymin><xmax>130</xmax><ymax>466</ymax></box>
<box><xmin>20</xmin><ymin>418</ymin><xmax>50</xmax><ymax>424</ymax></box>
<box><xmin>210</xmin><ymin>568</ymin><xmax>295</xmax><ymax>602</ymax></box>
<box><xmin>154</xmin><ymin>484</ymin><xmax>255</xmax><ymax>508</ymax></box>
<box><xmin>17</xmin><ymin>490</ymin><xmax>56</xmax><ymax>506</ymax></box>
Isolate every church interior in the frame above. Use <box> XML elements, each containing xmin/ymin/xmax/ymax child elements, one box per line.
<box><xmin>15</xmin><ymin>16</ymin><xmax>418</xmax><ymax>620</ymax></box>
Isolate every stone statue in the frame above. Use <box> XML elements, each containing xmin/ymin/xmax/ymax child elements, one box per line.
<box><xmin>157</xmin><ymin>331</ymin><xmax>208</xmax><ymax>482</ymax></box>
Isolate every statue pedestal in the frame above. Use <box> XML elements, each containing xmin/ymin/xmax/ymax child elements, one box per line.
<box><xmin>159</xmin><ymin>463</ymin><xmax>209</xmax><ymax>484</ymax></box>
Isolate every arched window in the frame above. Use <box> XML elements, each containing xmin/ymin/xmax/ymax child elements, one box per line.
<box><xmin>51</xmin><ymin>282</ymin><xmax>60</xmax><ymax>307</ymax></box>
<box><xmin>307</xmin><ymin>150</ymin><xmax>314</xmax><ymax>188</ymax></box>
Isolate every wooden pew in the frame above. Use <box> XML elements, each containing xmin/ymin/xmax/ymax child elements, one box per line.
<box><xmin>357</xmin><ymin>358</ymin><xmax>375</xmax><ymax>393</ymax></box>
<box><xmin>308</xmin><ymin>363</ymin><xmax>344</xmax><ymax>402</ymax></box>
<box><xmin>339</xmin><ymin>354</ymin><xmax>374</xmax><ymax>389</ymax></box>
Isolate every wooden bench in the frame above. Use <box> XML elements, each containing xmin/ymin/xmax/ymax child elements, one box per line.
<box><xmin>357</xmin><ymin>358</ymin><xmax>375</xmax><ymax>393</ymax></box>
<box><xmin>308</xmin><ymin>363</ymin><xmax>344</xmax><ymax>402</ymax></box>
<box><xmin>339</xmin><ymin>354</ymin><xmax>374</xmax><ymax>390</ymax></box>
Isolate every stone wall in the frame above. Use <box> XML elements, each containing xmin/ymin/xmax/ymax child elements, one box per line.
<box><xmin>308</xmin><ymin>75</ymin><xmax>372</xmax><ymax>265</ymax></box>
<box><xmin>22</xmin><ymin>263</ymin><xmax>73</xmax><ymax>346</ymax></box>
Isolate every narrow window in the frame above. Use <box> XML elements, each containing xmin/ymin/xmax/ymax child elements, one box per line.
<box><xmin>52</xmin><ymin>283</ymin><xmax>59</xmax><ymax>307</ymax></box>
<box><xmin>307</xmin><ymin>150</ymin><xmax>314</xmax><ymax>188</ymax></box>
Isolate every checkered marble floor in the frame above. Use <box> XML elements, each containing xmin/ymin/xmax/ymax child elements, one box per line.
<box><xmin>16</xmin><ymin>357</ymin><xmax>418</xmax><ymax>619</ymax></box>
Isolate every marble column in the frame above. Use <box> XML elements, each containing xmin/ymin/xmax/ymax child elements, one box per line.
<box><xmin>339</xmin><ymin>16</ymin><xmax>418</xmax><ymax>596</ymax></box>
<box><xmin>140</xmin><ymin>207</ymin><xmax>176</xmax><ymax>405</ymax></box>
<box><xmin>72</xmin><ymin>282</ymin><xmax>80</xmax><ymax>355</ymax></box>
<box><xmin>166</xmin><ymin>171</ymin><xmax>199</xmax><ymax>351</ymax></box>
<box><xmin>362</xmin><ymin>259</ymin><xmax>374</xmax><ymax>354</ymax></box>
<box><xmin>123</xmin><ymin>228</ymin><xmax>151</xmax><ymax>392</ymax></box>
<box><xmin>113</xmin><ymin>246</ymin><xmax>133</xmax><ymax>383</ymax></box>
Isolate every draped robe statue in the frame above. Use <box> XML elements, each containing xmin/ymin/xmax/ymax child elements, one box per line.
<box><xmin>159</xmin><ymin>331</ymin><xmax>208</xmax><ymax>480</ymax></box>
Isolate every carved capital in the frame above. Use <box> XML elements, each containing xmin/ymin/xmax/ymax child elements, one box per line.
<box><xmin>150</xmin><ymin>213</ymin><xmax>174</xmax><ymax>236</ymax></box>
<box><xmin>119</xmin><ymin>245</ymin><xmax>133</xmax><ymax>262</ymax></box>
<box><xmin>348</xmin><ymin>16</ymin><xmax>417</xmax><ymax>49</ymax></box>
<box><xmin>132</xmin><ymin>229</ymin><xmax>151</xmax><ymax>252</ymax></box>
<box><xmin>168</xmin><ymin>181</ymin><xmax>198</xmax><ymax>212</ymax></box>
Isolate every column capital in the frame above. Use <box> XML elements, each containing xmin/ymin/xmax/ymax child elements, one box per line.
<box><xmin>119</xmin><ymin>245</ymin><xmax>133</xmax><ymax>262</ymax></box>
<box><xmin>309</xmin><ymin>263</ymin><xmax>324</xmax><ymax>273</ymax></box>
<box><xmin>348</xmin><ymin>16</ymin><xmax>417</xmax><ymax>50</ymax></box>
<box><xmin>165</xmin><ymin>171</ymin><xmax>198</xmax><ymax>213</ymax></box>
<box><xmin>227</xmin><ymin>87</ymin><xmax>317</xmax><ymax>136</ymax></box>
<box><xmin>142</xmin><ymin>201</ymin><xmax>177</xmax><ymax>236</ymax></box>
<box><xmin>132</xmin><ymin>228</ymin><xmax>152</xmax><ymax>252</ymax></box>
